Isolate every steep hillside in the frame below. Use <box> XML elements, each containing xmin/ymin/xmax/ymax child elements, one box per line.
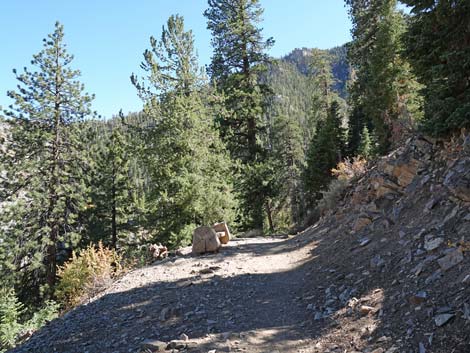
<box><xmin>9</xmin><ymin>131</ymin><xmax>470</xmax><ymax>353</ymax></box>
<box><xmin>282</xmin><ymin>45</ymin><xmax>350</xmax><ymax>98</ymax></box>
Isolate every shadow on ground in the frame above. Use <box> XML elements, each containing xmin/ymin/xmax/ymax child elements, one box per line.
<box><xmin>10</xmin><ymin>221</ymin><xmax>470</xmax><ymax>353</ymax></box>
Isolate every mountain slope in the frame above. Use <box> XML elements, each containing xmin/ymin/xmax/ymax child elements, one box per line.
<box><xmin>282</xmin><ymin>45</ymin><xmax>350</xmax><ymax>98</ymax></box>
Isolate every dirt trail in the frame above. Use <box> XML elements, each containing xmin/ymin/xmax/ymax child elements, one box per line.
<box><xmin>13</xmin><ymin>236</ymin><xmax>324</xmax><ymax>353</ymax></box>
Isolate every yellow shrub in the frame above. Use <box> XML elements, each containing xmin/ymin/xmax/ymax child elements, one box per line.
<box><xmin>331</xmin><ymin>157</ymin><xmax>367</xmax><ymax>181</ymax></box>
<box><xmin>55</xmin><ymin>242</ymin><xmax>122</xmax><ymax>308</ymax></box>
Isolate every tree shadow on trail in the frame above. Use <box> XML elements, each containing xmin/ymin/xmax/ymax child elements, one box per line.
<box><xmin>10</xmin><ymin>220</ymin><xmax>470</xmax><ymax>353</ymax></box>
<box><xmin>8</xmin><ymin>230</ymin><xmax>370</xmax><ymax>353</ymax></box>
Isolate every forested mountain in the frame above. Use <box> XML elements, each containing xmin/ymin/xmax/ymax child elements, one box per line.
<box><xmin>282</xmin><ymin>45</ymin><xmax>349</xmax><ymax>98</ymax></box>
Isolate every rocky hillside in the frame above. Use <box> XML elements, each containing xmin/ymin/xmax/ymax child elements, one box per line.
<box><xmin>9</xmin><ymin>131</ymin><xmax>470</xmax><ymax>353</ymax></box>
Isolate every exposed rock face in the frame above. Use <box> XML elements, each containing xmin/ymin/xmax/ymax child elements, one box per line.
<box><xmin>192</xmin><ymin>226</ymin><xmax>221</xmax><ymax>254</ymax></box>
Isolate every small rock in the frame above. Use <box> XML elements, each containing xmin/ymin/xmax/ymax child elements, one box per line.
<box><xmin>370</xmin><ymin>255</ymin><xmax>385</xmax><ymax>268</ymax></box>
<box><xmin>140</xmin><ymin>339</ymin><xmax>168</xmax><ymax>351</ymax></box>
<box><xmin>434</xmin><ymin>313</ymin><xmax>455</xmax><ymax>327</ymax></box>
<box><xmin>437</xmin><ymin>249</ymin><xmax>464</xmax><ymax>271</ymax></box>
<box><xmin>360</xmin><ymin>305</ymin><xmax>375</xmax><ymax>315</ymax></box>
<box><xmin>463</xmin><ymin>303</ymin><xmax>470</xmax><ymax>321</ymax></box>
<box><xmin>168</xmin><ymin>340</ymin><xmax>187</xmax><ymax>350</ymax></box>
<box><xmin>419</xmin><ymin>342</ymin><xmax>426</xmax><ymax>353</ymax></box>
<box><xmin>409</xmin><ymin>291</ymin><xmax>427</xmax><ymax>305</ymax></box>
<box><xmin>314</xmin><ymin>311</ymin><xmax>323</xmax><ymax>320</ymax></box>
<box><xmin>353</xmin><ymin>217</ymin><xmax>372</xmax><ymax>232</ymax></box>
<box><xmin>371</xmin><ymin>348</ymin><xmax>384</xmax><ymax>353</ymax></box>
<box><xmin>424</xmin><ymin>237</ymin><xmax>444</xmax><ymax>251</ymax></box>
<box><xmin>159</xmin><ymin>307</ymin><xmax>170</xmax><ymax>322</ymax></box>
<box><xmin>179</xmin><ymin>333</ymin><xmax>189</xmax><ymax>341</ymax></box>
<box><xmin>385</xmin><ymin>347</ymin><xmax>399</xmax><ymax>353</ymax></box>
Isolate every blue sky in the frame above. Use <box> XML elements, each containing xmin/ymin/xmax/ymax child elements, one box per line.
<box><xmin>0</xmin><ymin>1</ymin><xmax>352</xmax><ymax>118</ymax></box>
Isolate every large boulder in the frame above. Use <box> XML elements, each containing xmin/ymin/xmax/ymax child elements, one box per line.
<box><xmin>213</xmin><ymin>222</ymin><xmax>231</xmax><ymax>244</ymax></box>
<box><xmin>192</xmin><ymin>226</ymin><xmax>221</xmax><ymax>255</ymax></box>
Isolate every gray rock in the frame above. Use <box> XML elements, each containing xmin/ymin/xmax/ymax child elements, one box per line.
<box><xmin>434</xmin><ymin>313</ymin><xmax>454</xmax><ymax>327</ymax></box>
<box><xmin>168</xmin><ymin>340</ymin><xmax>188</xmax><ymax>350</ymax></box>
<box><xmin>140</xmin><ymin>339</ymin><xmax>168</xmax><ymax>351</ymax></box>
<box><xmin>437</xmin><ymin>249</ymin><xmax>464</xmax><ymax>271</ymax></box>
<box><xmin>370</xmin><ymin>255</ymin><xmax>385</xmax><ymax>268</ymax></box>
<box><xmin>159</xmin><ymin>307</ymin><xmax>170</xmax><ymax>322</ymax></box>
<box><xmin>419</xmin><ymin>342</ymin><xmax>426</xmax><ymax>353</ymax></box>
<box><xmin>424</xmin><ymin>237</ymin><xmax>444</xmax><ymax>251</ymax></box>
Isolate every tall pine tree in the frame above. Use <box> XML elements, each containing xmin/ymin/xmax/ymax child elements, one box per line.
<box><xmin>304</xmin><ymin>101</ymin><xmax>346</xmax><ymax>206</ymax></box>
<box><xmin>204</xmin><ymin>0</ymin><xmax>274</xmax><ymax>230</ymax></box>
<box><xmin>87</xmin><ymin>122</ymin><xmax>133</xmax><ymax>249</ymax></box>
<box><xmin>346</xmin><ymin>0</ymin><xmax>422</xmax><ymax>154</ymax></box>
<box><xmin>402</xmin><ymin>0</ymin><xmax>470</xmax><ymax>135</ymax></box>
<box><xmin>131</xmin><ymin>15</ymin><xmax>237</xmax><ymax>247</ymax></box>
<box><xmin>1</xmin><ymin>22</ymin><xmax>94</xmax><ymax>298</ymax></box>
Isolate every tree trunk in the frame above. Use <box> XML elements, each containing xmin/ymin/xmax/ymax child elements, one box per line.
<box><xmin>111</xmin><ymin>181</ymin><xmax>117</xmax><ymax>249</ymax></box>
<box><xmin>266</xmin><ymin>200</ymin><xmax>274</xmax><ymax>234</ymax></box>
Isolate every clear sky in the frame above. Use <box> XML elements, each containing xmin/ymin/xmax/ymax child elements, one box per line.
<box><xmin>0</xmin><ymin>1</ymin><xmax>352</xmax><ymax>118</ymax></box>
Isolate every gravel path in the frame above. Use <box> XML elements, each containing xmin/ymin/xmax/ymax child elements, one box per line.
<box><xmin>11</xmin><ymin>236</ymin><xmax>320</xmax><ymax>353</ymax></box>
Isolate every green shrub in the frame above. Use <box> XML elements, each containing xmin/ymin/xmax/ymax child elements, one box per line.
<box><xmin>0</xmin><ymin>288</ymin><xmax>58</xmax><ymax>352</ymax></box>
<box><xmin>0</xmin><ymin>288</ymin><xmax>23</xmax><ymax>352</ymax></box>
<box><xmin>25</xmin><ymin>301</ymin><xmax>59</xmax><ymax>331</ymax></box>
<box><xmin>56</xmin><ymin>242</ymin><xmax>122</xmax><ymax>308</ymax></box>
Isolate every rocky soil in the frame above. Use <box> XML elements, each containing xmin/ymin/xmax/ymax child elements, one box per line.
<box><xmin>10</xmin><ymin>131</ymin><xmax>470</xmax><ymax>353</ymax></box>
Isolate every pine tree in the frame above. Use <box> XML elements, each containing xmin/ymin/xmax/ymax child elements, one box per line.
<box><xmin>204</xmin><ymin>0</ymin><xmax>274</xmax><ymax>230</ymax></box>
<box><xmin>131</xmin><ymin>15</ymin><xmax>237</xmax><ymax>247</ymax></box>
<box><xmin>0</xmin><ymin>22</ymin><xmax>94</xmax><ymax>298</ymax></box>
<box><xmin>270</xmin><ymin>114</ymin><xmax>305</xmax><ymax>226</ymax></box>
<box><xmin>307</xmin><ymin>49</ymin><xmax>337</xmax><ymax>143</ymax></box>
<box><xmin>87</xmin><ymin>122</ymin><xmax>133</xmax><ymax>249</ymax></box>
<box><xmin>357</xmin><ymin>125</ymin><xmax>373</xmax><ymax>159</ymax></box>
<box><xmin>402</xmin><ymin>0</ymin><xmax>470</xmax><ymax>135</ymax></box>
<box><xmin>346</xmin><ymin>0</ymin><xmax>422</xmax><ymax>154</ymax></box>
<box><xmin>304</xmin><ymin>101</ymin><xmax>346</xmax><ymax>206</ymax></box>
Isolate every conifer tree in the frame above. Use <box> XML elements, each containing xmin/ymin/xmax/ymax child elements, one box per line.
<box><xmin>131</xmin><ymin>15</ymin><xmax>236</xmax><ymax>247</ymax></box>
<box><xmin>357</xmin><ymin>125</ymin><xmax>373</xmax><ymax>159</ymax></box>
<box><xmin>204</xmin><ymin>0</ymin><xmax>274</xmax><ymax>230</ymax></box>
<box><xmin>304</xmin><ymin>101</ymin><xmax>346</xmax><ymax>206</ymax></box>
<box><xmin>0</xmin><ymin>22</ymin><xmax>94</xmax><ymax>298</ymax></box>
<box><xmin>346</xmin><ymin>0</ymin><xmax>422</xmax><ymax>154</ymax></box>
<box><xmin>87</xmin><ymin>123</ymin><xmax>133</xmax><ymax>248</ymax></box>
<box><xmin>402</xmin><ymin>0</ymin><xmax>470</xmax><ymax>135</ymax></box>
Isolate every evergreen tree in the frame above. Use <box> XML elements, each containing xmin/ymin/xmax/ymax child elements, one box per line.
<box><xmin>87</xmin><ymin>123</ymin><xmax>133</xmax><ymax>248</ymax></box>
<box><xmin>304</xmin><ymin>101</ymin><xmax>346</xmax><ymax>206</ymax></box>
<box><xmin>346</xmin><ymin>0</ymin><xmax>422</xmax><ymax>154</ymax></box>
<box><xmin>0</xmin><ymin>22</ymin><xmax>94</xmax><ymax>298</ymax></box>
<box><xmin>402</xmin><ymin>0</ymin><xmax>470</xmax><ymax>135</ymax></box>
<box><xmin>204</xmin><ymin>0</ymin><xmax>274</xmax><ymax>230</ymax></box>
<box><xmin>307</xmin><ymin>49</ymin><xmax>337</xmax><ymax>143</ymax></box>
<box><xmin>270</xmin><ymin>114</ymin><xmax>305</xmax><ymax>226</ymax></box>
<box><xmin>357</xmin><ymin>125</ymin><xmax>373</xmax><ymax>159</ymax></box>
<box><xmin>131</xmin><ymin>15</ymin><xmax>236</xmax><ymax>247</ymax></box>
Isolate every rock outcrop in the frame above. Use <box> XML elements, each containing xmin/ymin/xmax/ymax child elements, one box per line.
<box><xmin>303</xmin><ymin>130</ymin><xmax>470</xmax><ymax>352</ymax></box>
